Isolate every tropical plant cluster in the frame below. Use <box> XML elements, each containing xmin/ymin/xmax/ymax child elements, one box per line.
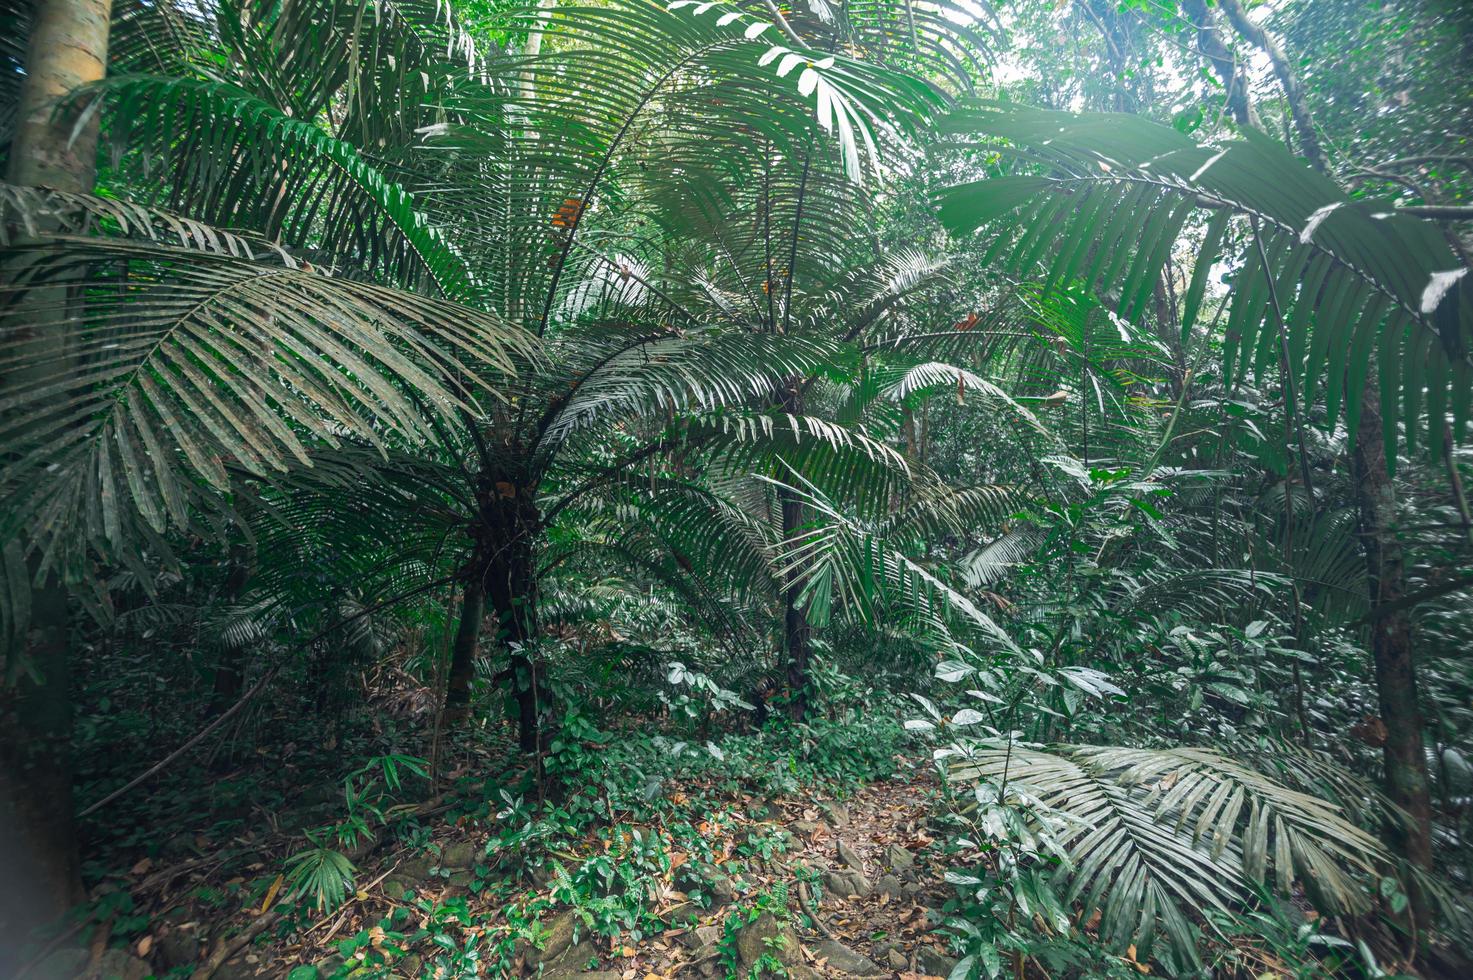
<box><xmin>1</xmin><ymin>0</ymin><xmax>1471</xmax><ymax>977</ymax></box>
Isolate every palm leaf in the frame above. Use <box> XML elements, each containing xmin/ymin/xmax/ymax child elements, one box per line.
<box><xmin>936</xmin><ymin>101</ymin><xmax>1473</xmax><ymax>461</ymax></box>
<box><xmin>93</xmin><ymin>74</ymin><xmax>474</xmax><ymax>297</ymax></box>
<box><xmin>1</xmin><ymin>202</ymin><xmax>529</xmax><ymax>583</ymax></box>
<box><xmin>948</xmin><ymin>743</ymin><xmax>1390</xmax><ymax>965</ymax></box>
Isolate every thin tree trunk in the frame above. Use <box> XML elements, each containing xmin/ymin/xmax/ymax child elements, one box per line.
<box><xmin>1216</xmin><ymin>0</ymin><xmax>1328</xmax><ymax>173</ymax></box>
<box><xmin>492</xmin><ymin>524</ymin><xmax>542</xmax><ymax>753</ymax></box>
<box><xmin>1216</xmin><ymin>1</ymin><xmax>1434</xmax><ymax>921</ymax></box>
<box><xmin>781</xmin><ymin>489</ymin><xmax>812</xmax><ymax>721</ymax></box>
<box><xmin>1178</xmin><ymin>0</ymin><xmax>1255</xmax><ymax>128</ymax></box>
<box><xmin>0</xmin><ymin>0</ymin><xmax>112</xmax><ymax>961</ymax></box>
<box><xmin>454</xmin><ymin>478</ymin><xmax>545</xmax><ymax>751</ymax></box>
<box><xmin>443</xmin><ymin>577</ymin><xmax>486</xmax><ymax>724</ymax></box>
<box><xmin>209</xmin><ymin>543</ymin><xmax>254</xmax><ymax>715</ymax></box>
<box><xmin>1353</xmin><ymin>393</ymin><xmax>1434</xmax><ymax>916</ymax></box>
<box><xmin>779</xmin><ymin>382</ymin><xmax>812</xmax><ymax>721</ymax></box>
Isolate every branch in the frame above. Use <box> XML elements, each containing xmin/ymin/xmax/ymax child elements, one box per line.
<box><xmin>759</xmin><ymin>0</ymin><xmax>805</xmax><ymax>48</ymax></box>
<box><xmin>1374</xmin><ymin>154</ymin><xmax>1473</xmax><ymax>173</ymax></box>
<box><xmin>1215</xmin><ymin>0</ymin><xmax>1328</xmax><ymax>174</ymax></box>
<box><xmin>78</xmin><ymin>666</ymin><xmax>285</xmax><ymax>819</ymax></box>
<box><xmin>1396</xmin><ymin>204</ymin><xmax>1473</xmax><ymax>221</ymax></box>
<box><xmin>1358</xmin><ymin>573</ymin><xmax>1473</xmax><ymax>623</ymax></box>
<box><xmin>76</xmin><ymin>576</ymin><xmax>455</xmax><ymax>817</ymax></box>
<box><xmin>191</xmin><ymin>907</ymin><xmax>281</xmax><ymax>980</ymax></box>
<box><xmin>1178</xmin><ymin>0</ymin><xmax>1254</xmax><ymax>128</ymax></box>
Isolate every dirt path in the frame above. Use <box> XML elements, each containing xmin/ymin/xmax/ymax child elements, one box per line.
<box><xmin>632</xmin><ymin>772</ymin><xmax>961</xmax><ymax>979</ymax></box>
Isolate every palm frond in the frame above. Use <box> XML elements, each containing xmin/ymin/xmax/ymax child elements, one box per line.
<box><xmin>1</xmin><ymin>207</ymin><xmax>529</xmax><ymax>584</ymax></box>
<box><xmin>534</xmin><ymin>333</ymin><xmax>848</xmax><ymax>462</ymax></box>
<box><xmin>92</xmin><ymin>74</ymin><xmax>473</xmax><ymax>296</ymax></box>
<box><xmin>424</xmin><ymin>0</ymin><xmax>948</xmax><ymax>332</ymax></box>
<box><xmin>936</xmin><ymin>101</ymin><xmax>1473</xmax><ymax>460</ymax></box>
<box><xmin>763</xmin><ymin>469</ymin><xmax>1016</xmax><ymax>651</ymax></box>
<box><xmin>948</xmin><ymin>743</ymin><xmax>1390</xmax><ymax>964</ymax></box>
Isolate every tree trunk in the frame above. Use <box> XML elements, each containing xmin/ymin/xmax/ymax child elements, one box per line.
<box><xmin>209</xmin><ymin>542</ymin><xmax>254</xmax><ymax>715</ymax></box>
<box><xmin>446</xmin><ymin>478</ymin><xmax>545</xmax><ymax>751</ymax></box>
<box><xmin>0</xmin><ymin>580</ymin><xmax>84</xmax><ymax>967</ymax></box>
<box><xmin>1353</xmin><ymin>392</ymin><xmax>1434</xmax><ymax>916</ymax></box>
<box><xmin>781</xmin><ymin>533</ymin><xmax>812</xmax><ymax>722</ymax></box>
<box><xmin>443</xmin><ymin>577</ymin><xmax>486</xmax><ymax>723</ymax></box>
<box><xmin>487</xmin><ymin>528</ymin><xmax>541</xmax><ymax>753</ymax></box>
<box><xmin>1179</xmin><ymin>0</ymin><xmax>1255</xmax><ymax>128</ymax></box>
<box><xmin>1205</xmin><ymin>0</ymin><xmax>1435</xmax><ymax>922</ymax></box>
<box><xmin>7</xmin><ymin>0</ymin><xmax>113</xmax><ymax>191</ymax></box>
<box><xmin>0</xmin><ymin>0</ymin><xmax>113</xmax><ymax>961</ymax></box>
<box><xmin>779</xmin><ymin>382</ymin><xmax>812</xmax><ymax>721</ymax></box>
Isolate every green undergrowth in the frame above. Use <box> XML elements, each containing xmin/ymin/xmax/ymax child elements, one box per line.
<box><xmin>81</xmin><ymin>703</ymin><xmax>909</xmax><ymax>979</ymax></box>
<box><xmin>300</xmin><ymin>711</ymin><xmax>906</xmax><ymax>977</ymax></box>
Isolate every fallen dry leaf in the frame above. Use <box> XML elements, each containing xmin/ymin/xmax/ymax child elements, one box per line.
<box><xmin>259</xmin><ymin>874</ymin><xmax>283</xmax><ymax>913</ymax></box>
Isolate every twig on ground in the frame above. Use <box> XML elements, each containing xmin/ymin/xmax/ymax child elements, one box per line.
<box><xmin>797</xmin><ymin>879</ymin><xmax>840</xmax><ymax>942</ymax></box>
<box><xmin>191</xmin><ymin>907</ymin><xmax>283</xmax><ymax>980</ymax></box>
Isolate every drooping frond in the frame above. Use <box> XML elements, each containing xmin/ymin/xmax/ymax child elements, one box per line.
<box><xmin>947</xmin><ymin>743</ymin><xmax>1390</xmax><ymax>966</ymax></box>
<box><xmin>91</xmin><ymin>75</ymin><xmax>474</xmax><ymax>296</ymax></box>
<box><xmin>959</xmin><ymin>526</ymin><xmax>1047</xmax><ymax>587</ymax></box>
<box><xmin>533</xmin><ymin>333</ymin><xmax>849</xmax><ymax>463</ymax></box>
<box><xmin>685</xmin><ymin>409</ymin><xmax>916</xmax><ymax>512</ymax></box>
<box><xmin>1110</xmin><ymin>568</ymin><xmax>1280</xmax><ymax>623</ymax></box>
<box><xmin>881</xmin><ymin>481</ymin><xmax>1023</xmax><ymax>542</ymax></box>
<box><xmin>424</xmin><ymin>0</ymin><xmax>949</xmax><ymax>332</ymax></box>
<box><xmin>764</xmin><ymin>470</ymin><xmax>1016</xmax><ymax>651</ymax></box>
<box><xmin>248</xmin><ymin>444</ymin><xmax>472</xmax><ymax>617</ymax></box>
<box><xmin>618</xmin><ymin>480</ymin><xmax>780</xmax><ymax>605</ymax></box>
<box><xmin>0</xmin><ymin>206</ymin><xmax>529</xmax><ymax>581</ymax></box>
<box><xmin>885</xmin><ymin>360</ymin><xmax>1053</xmax><ymax>440</ymax></box>
<box><xmin>936</xmin><ymin>101</ymin><xmax>1473</xmax><ymax>460</ymax></box>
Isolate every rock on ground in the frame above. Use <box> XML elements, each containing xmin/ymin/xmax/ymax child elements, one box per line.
<box><xmin>813</xmin><ymin>939</ymin><xmax>884</xmax><ymax>976</ymax></box>
<box><xmin>835</xmin><ymin>839</ymin><xmax>865</xmax><ymax>873</ymax></box>
<box><xmin>883</xmin><ymin>843</ymin><xmax>916</xmax><ymax>876</ymax></box>
<box><xmin>734</xmin><ymin>912</ymin><xmax>816</xmax><ymax>979</ymax></box>
<box><xmin>918</xmin><ymin>945</ymin><xmax>960</xmax><ymax>977</ymax></box>
<box><xmin>820</xmin><ymin>868</ymin><xmax>872</xmax><ymax>899</ymax></box>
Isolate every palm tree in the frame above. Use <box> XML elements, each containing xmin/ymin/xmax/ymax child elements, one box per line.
<box><xmin>11</xmin><ymin>0</ymin><xmax>979</xmax><ymax>756</ymax></box>
<box><xmin>0</xmin><ymin>0</ymin><xmax>534</xmax><ymax>941</ymax></box>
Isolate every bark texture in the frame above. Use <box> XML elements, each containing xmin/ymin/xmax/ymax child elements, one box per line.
<box><xmin>0</xmin><ymin>0</ymin><xmax>113</xmax><ymax>961</ymax></box>
<box><xmin>779</xmin><ymin>382</ymin><xmax>812</xmax><ymax>721</ymax></box>
<box><xmin>7</xmin><ymin>0</ymin><xmax>114</xmax><ymax>191</ymax></box>
<box><xmin>1353</xmin><ymin>395</ymin><xmax>1434</xmax><ymax>898</ymax></box>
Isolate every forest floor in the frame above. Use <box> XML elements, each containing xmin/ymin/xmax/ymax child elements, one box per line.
<box><xmin>35</xmin><ymin>735</ymin><xmax>972</xmax><ymax>980</ymax></box>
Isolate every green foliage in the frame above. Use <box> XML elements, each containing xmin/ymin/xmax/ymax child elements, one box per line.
<box><xmin>285</xmin><ymin>844</ymin><xmax>356</xmax><ymax>913</ymax></box>
<box><xmin>5</xmin><ymin>0</ymin><xmax>1473</xmax><ymax>977</ymax></box>
<box><xmin>937</xmin><ymin>100</ymin><xmax>1473</xmax><ymax>461</ymax></box>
